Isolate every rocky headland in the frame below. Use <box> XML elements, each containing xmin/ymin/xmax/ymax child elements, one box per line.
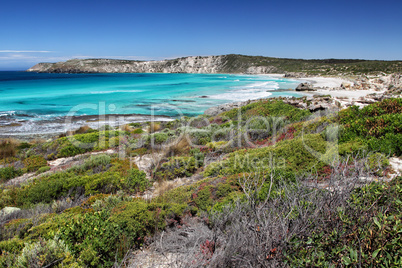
<box><xmin>27</xmin><ymin>54</ymin><xmax>402</xmax><ymax>75</ymax></box>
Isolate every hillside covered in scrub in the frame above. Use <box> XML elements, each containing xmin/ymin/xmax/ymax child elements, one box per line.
<box><xmin>0</xmin><ymin>97</ymin><xmax>402</xmax><ymax>267</ymax></box>
<box><xmin>27</xmin><ymin>54</ymin><xmax>402</xmax><ymax>75</ymax></box>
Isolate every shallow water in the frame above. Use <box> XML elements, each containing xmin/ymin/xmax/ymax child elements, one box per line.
<box><xmin>0</xmin><ymin>72</ymin><xmax>302</xmax><ymax>135</ymax></box>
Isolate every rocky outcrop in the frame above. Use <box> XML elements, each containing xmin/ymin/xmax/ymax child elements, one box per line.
<box><xmin>347</xmin><ymin>73</ymin><xmax>402</xmax><ymax>91</ymax></box>
<box><xmin>295</xmin><ymin>82</ymin><xmax>315</xmax><ymax>91</ymax></box>
<box><xmin>245</xmin><ymin>66</ymin><xmax>278</xmax><ymax>74</ymax></box>
<box><xmin>204</xmin><ymin>100</ymin><xmax>257</xmax><ymax>116</ymax></box>
<box><xmin>0</xmin><ymin>207</ymin><xmax>21</xmax><ymax>218</ymax></box>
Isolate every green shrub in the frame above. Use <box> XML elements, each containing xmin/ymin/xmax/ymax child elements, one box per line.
<box><xmin>0</xmin><ymin>166</ymin><xmax>23</xmax><ymax>183</ymax></box>
<box><xmin>0</xmin><ymin>238</ymin><xmax>25</xmax><ymax>254</ymax></box>
<box><xmin>131</xmin><ymin>128</ymin><xmax>144</xmax><ymax>134</ymax></box>
<box><xmin>206</xmin><ymin>141</ymin><xmax>228</xmax><ymax>151</ymax></box>
<box><xmin>79</xmin><ymin>154</ymin><xmax>111</xmax><ymax>172</ymax></box>
<box><xmin>35</xmin><ymin>166</ymin><xmax>51</xmax><ymax>175</ymax></box>
<box><xmin>109</xmin><ymin>200</ymin><xmax>187</xmax><ymax>244</ymax></box>
<box><xmin>155</xmin><ymin>156</ymin><xmax>197</xmax><ymax>180</ymax></box>
<box><xmin>124</xmin><ymin>168</ymin><xmax>150</xmax><ymax>193</ymax></box>
<box><xmin>14</xmin><ymin>237</ymin><xmax>80</xmax><ymax>267</ymax></box>
<box><xmin>59</xmin><ymin>210</ymin><xmax>124</xmax><ymax>267</ymax></box>
<box><xmin>41</xmin><ymin>130</ymin><xmax>126</xmax><ymax>158</ymax></box>
<box><xmin>338</xmin><ymin>139</ymin><xmax>367</xmax><ymax>155</ymax></box>
<box><xmin>56</xmin><ymin>199</ymin><xmax>186</xmax><ymax>267</ymax></box>
<box><xmin>188</xmin><ymin>129</ymin><xmax>211</xmax><ymax>145</ymax></box>
<box><xmin>204</xmin><ymin>134</ymin><xmax>330</xmax><ymax>178</ymax></box>
<box><xmin>221</xmin><ymin>99</ymin><xmax>311</xmax><ymax>122</ymax></box>
<box><xmin>366</xmin><ymin>152</ymin><xmax>390</xmax><ymax>176</ymax></box>
<box><xmin>129</xmin><ymin>123</ymin><xmax>141</xmax><ymax>128</ymax></box>
<box><xmin>193</xmin><ymin>185</ymin><xmax>214</xmax><ymax>211</ymax></box>
<box><xmin>83</xmin><ymin>172</ymin><xmax>121</xmax><ymax>195</ymax></box>
<box><xmin>190</xmin><ymin>148</ymin><xmax>205</xmax><ymax>167</ymax></box>
<box><xmin>339</xmin><ymin>99</ymin><xmax>402</xmax><ymax>156</ymax></box>
<box><xmin>58</xmin><ymin>145</ymin><xmax>85</xmax><ymax>158</ymax></box>
<box><xmin>23</xmin><ymin>155</ymin><xmax>47</xmax><ymax>172</ymax></box>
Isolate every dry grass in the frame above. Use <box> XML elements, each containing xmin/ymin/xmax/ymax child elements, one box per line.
<box><xmin>152</xmin><ymin>180</ymin><xmax>179</xmax><ymax>197</ymax></box>
<box><xmin>0</xmin><ymin>138</ymin><xmax>20</xmax><ymax>159</ymax></box>
<box><xmin>120</xmin><ymin>124</ymin><xmax>133</xmax><ymax>132</ymax></box>
<box><xmin>148</xmin><ymin>122</ymin><xmax>162</xmax><ymax>133</ymax></box>
<box><xmin>164</xmin><ymin>136</ymin><xmax>190</xmax><ymax>157</ymax></box>
<box><xmin>61</xmin><ymin>125</ymin><xmax>92</xmax><ymax>137</ymax></box>
<box><xmin>29</xmin><ymin>138</ymin><xmax>46</xmax><ymax>145</ymax></box>
<box><xmin>75</xmin><ymin>125</ymin><xmax>91</xmax><ymax>134</ymax></box>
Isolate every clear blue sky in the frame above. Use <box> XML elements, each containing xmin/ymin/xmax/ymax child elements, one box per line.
<box><xmin>1</xmin><ymin>0</ymin><xmax>402</xmax><ymax>70</ymax></box>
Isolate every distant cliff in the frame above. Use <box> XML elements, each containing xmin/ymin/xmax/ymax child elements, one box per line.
<box><xmin>27</xmin><ymin>54</ymin><xmax>402</xmax><ymax>75</ymax></box>
<box><xmin>27</xmin><ymin>55</ymin><xmax>275</xmax><ymax>74</ymax></box>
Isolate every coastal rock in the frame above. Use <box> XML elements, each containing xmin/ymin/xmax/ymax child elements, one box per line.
<box><xmin>245</xmin><ymin>66</ymin><xmax>277</xmax><ymax>74</ymax></box>
<box><xmin>295</xmin><ymin>82</ymin><xmax>315</xmax><ymax>91</ymax></box>
<box><xmin>0</xmin><ymin>207</ymin><xmax>21</xmax><ymax>217</ymax></box>
<box><xmin>284</xmin><ymin>72</ymin><xmax>308</xmax><ymax>78</ymax></box>
<box><xmin>204</xmin><ymin>100</ymin><xmax>258</xmax><ymax>116</ymax></box>
<box><xmin>341</xmin><ymin>83</ymin><xmax>351</xmax><ymax>89</ymax></box>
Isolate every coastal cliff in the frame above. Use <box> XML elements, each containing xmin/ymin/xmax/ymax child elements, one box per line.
<box><xmin>27</xmin><ymin>55</ymin><xmax>276</xmax><ymax>74</ymax></box>
<box><xmin>27</xmin><ymin>54</ymin><xmax>402</xmax><ymax>75</ymax></box>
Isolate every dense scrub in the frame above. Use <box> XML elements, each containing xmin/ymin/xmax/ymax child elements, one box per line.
<box><xmin>339</xmin><ymin>98</ymin><xmax>402</xmax><ymax>156</ymax></box>
<box><xmin>286</xmin><ymin>176</ymin><xmax>402</xmax><ymax>266</ymax></box>
<box><xmin>0</xmin><ymin>98</ymin><xmax>401</xmax><ymax>267</ymax></box>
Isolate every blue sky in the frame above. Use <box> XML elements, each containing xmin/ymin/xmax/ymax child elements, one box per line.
<box><xmin>1</xmin><ymin>0</ymin><xmax>402</xmax><ymax>70</ymax></box>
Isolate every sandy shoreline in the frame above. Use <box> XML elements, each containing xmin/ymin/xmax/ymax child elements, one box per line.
<box><xmin>265</xmin><ymin>73</ymin><xmax>387</xmax><ymax>100</ymax></box>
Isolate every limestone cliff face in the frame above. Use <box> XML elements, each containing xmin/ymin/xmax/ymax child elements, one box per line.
<box><xmin>26</xmin><ymin>55</ymin><xmax>278</xmax><ymax>74</ymax></box>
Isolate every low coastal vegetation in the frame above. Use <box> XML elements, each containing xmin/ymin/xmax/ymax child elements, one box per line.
<box><xmin>0</xmin><ymin>98</ymin><xmax>401</xmax><ymax>267</ymax></box>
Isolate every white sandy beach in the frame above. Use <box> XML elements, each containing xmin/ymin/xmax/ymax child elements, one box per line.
<box><xmin>266</xmin><ymin>74</ymin><xmax>386</xmax><ymax>100</ymax></box>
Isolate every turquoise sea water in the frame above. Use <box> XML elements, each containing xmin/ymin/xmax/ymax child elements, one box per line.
<box><xmin>0</xmin><ymin>72</ymin><xmax>302</xmax><ymax>135</ymax></box>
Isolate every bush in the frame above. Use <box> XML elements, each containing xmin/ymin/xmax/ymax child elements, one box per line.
<box><xmin>58</xmin><ymin>145</ymin><xmax>85</xmax><ymax>158</ymax></box>
<box><xmin>41</xmin><ymin>130</ymin><xmax>127</xmax><ymax>158</ymax></box>
<box><xmin>129</xmin><ymin>123</ymin><xmax>141</xmax><ymax>128</ymax></box>
<box><xmin>131</xmin><ymin>128</ymin><xmax>144</xmax><ymax>134</ymax></box>
<box><xmin>155</xmin><ymin>156</ymin><xmax>197</xmax><ymax>180</ymax></box>
<box><xmin>188</xmin><ymin>129</ymin><xmax>211</xmax><ymax>145</ymax></box>
<box><xmin>339</xmin><ymin>99</ymin><xmax>402</xmax><ymax>156</ymax></box>
<box><xmin>35</xmin><ymin>166</ymin><xmax>51</xmax><ymax>175</ymax></box>
<box><xmin>221</xmin><ymin>99</ymin><xmax>311</xmax><ymax>122</ymax></box>
<box><xmin>23</xmin><ymin>155</ymin><xmax>47</xmax><ymax>172</ymax></box>
<box><xmin>59</xmin><ymin>210</ymin><xmax>124</xmax><ymax>267</ymax></box>
<box><xmin>286</xmin><ymin>176</ymin><xmax>402</xmax><ymax>267</ymax></box>
<box><xmin>79</xmin><ymin>154</ymin><xmax>111</xmax><ymax>172</ymax></box>
<box><xmin>366</xmin><ymin>152</ymin><xmax>389</xmax><ymax>176</ymax></box>
<box><xmin>204</xmin><ymin>134</ymin><xmax>330</xmax><ymax>178</ymax></box>
<box><xmin>0</xmin><ymin>166</ymin><xmax>23</xmax><ymax>183</ymax></box>
<box><xmin>190</xmin><ymin>148</ymin><xmax>205</xmax><ymax>167</ymax></box>
<box><xmin>14</xmin><ymin>237</ymin><xmax>80</xmax><ymax>267</ymax></box>
<box><xmin>124</xmin><ymin>168</ymin><xmax>150</xmax><ymax>193</ymax></box>
<box><xmin>56</xmin><ymin>199</ymin><xmax>186</xmax><ymax>267</ymax></box>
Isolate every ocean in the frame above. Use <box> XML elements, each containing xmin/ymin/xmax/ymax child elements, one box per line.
<box><xmin>0</xmin><ymin>71</ymin><xmax>302</xmax><ymax>136</ymax></box>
